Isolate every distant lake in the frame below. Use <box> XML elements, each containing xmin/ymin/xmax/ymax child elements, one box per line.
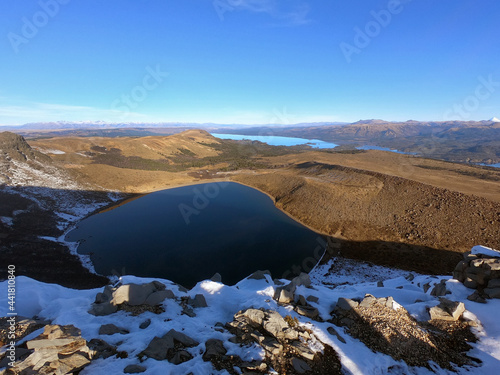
<box><xmin>66</xmin><ymin>182</ymin><xmax>324</xmax><ymax>287</ymax></box>
<box><xmin>211</xmin><ymin>133</ymin><xmax>338</xmax><ymax>149</ymax></box>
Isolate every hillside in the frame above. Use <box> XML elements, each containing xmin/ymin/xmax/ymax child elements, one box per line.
<box><xmin>215</xmin><ymin>120</ymin><xmax>500</xmax><ymax>165</ymax></box>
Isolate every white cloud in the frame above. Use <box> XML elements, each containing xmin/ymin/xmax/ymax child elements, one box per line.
<box><xmin>230</xmin><ymin>0</ymin><xmax>311</xmax><ymax>26</ymax></box>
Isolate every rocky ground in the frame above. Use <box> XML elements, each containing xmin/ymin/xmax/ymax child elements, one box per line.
<box><xmin>1</xmin><ymin>251</ymin><xmax>500</xmax><ymax>374</ymax></box>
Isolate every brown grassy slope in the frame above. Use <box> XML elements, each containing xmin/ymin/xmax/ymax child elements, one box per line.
<box><xmin>231</xmin><ymin>161</ymin><xmax>500</xmax><ymax>274</ymax></box>
<box><xmin>30</xmin><ymin>129</ymin><xmax>221</xmax><ymax>162</ymax></box>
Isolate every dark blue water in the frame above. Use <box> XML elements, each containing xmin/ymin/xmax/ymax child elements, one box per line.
<box><xmin>66</xmin><ymin>182</ymin><xmax>324</xmax><ymax>287</ymax></box>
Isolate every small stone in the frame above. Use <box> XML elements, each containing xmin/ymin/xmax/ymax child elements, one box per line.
<box><xmin>163</xmin><ymin>329</ymin><xmax>199</xmax><ymax>347</ymax></box>
<box><xmin>210</xmin><ymin>273</ymin><xmax>222</xmax><ymax>282</ymax></box>
<box><xmin>99</xmin><ymin>324</ymin><xmax>129</xmax><ymax>336</ymax></box>
<box><xmin>248</xmin><ymin>270</ymin><xmax>271</xmax><ymax>280</ymax></box>
<box><xmin>295</xmin><ymin>305</ymin><xmax>319</xmax><ymax>320</ymax></box>
<box><xmin>202</xmin><ymin>339</ymin><xmax>227</xmax><ymax>361</ymax></box>
<box><xmin>124</xmin><ymin>364</ymin><xmax>146</xmax><ymax>373</ymax></box>
<box><xmin>487</xmin><ymin>279</ymin><xmax>500</xmax><ymax>288</ymax></box>
<box><xmin>377</xmin><ymin>280</ymin><xmax>384</xmax><ymax>287</ymax></box>
<box><xmin>430</xmin><ymin>280</ymin><xmax>449</xmax><ymax>297</ymax></box>
<box><xmin>290</xmin><ymin>340</ymin><xmax>315</xmax><ymax>360</ymax></box>
<box><xmin>189</xmin><ymin>294</ymin><xmax>208</xmax><ymax>308</ymax></box>
<box><xmin>139</xmin><ymin>319</ymin><xmax>151</xmax><ymax>329</ymax></box>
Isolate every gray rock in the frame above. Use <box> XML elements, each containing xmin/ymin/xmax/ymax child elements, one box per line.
<box><xmin>359</xmin><ymin>294</ymin><xmax>377</xmax><ymax>308</ymax></box>
<box><xmin>261</xmin><ymin>337</ymin><xmax>283</xmax><ymax>356</ymax></box>
<box><xmin>182</xmin><ymin>306</ymin><xmax>196</xmax><ymax>317</ymax></box>
<box><xmin>291</xmin><ymin>357</ymin><xmax>312</xmax><ymax>374</ymax></box>
<box><xmin>99</xmin><ymin>324</ymin><xmax>129</xmax><ymax>335</ymax></box>
<box><xmin>484</xmin><ymin>287</ymin><xmax>500</xmax><ymax>299</ymax></box>
<box><xmin>377</xmin><ymin>280</ymin><xmax>384</xmax><ymax>287</ymax></box>
<box><xmin>291</xmin><ymin>273</ymin><xmax>311</xmax><ymax>288</ymax></box>
<box><xmin>327</xmin><ymin>326</ymin><xmax>346</xmax><ymax>344</ymax></box>
<box><xmin>295</xmin><ymin>305</ymin><xmax>319</xmax><ymax>320</ymax></box>
<box><xmin>202</xmin><ymin>339</ymin><xmax>227</xmax><ymax>361</ymax></box>
<box><xmin>248</xmin><ymin>270</ymin><xmax>271</xmax><ymax>280</ymax></box>
<box><xmin>290</xmin><ymin>340</ymin><xmax>315</xmax><ymax>360</ymax></box>
<box><xmin>262</xmin><ymin>310</ymin><xmax>298</xmax><ymax>340</ymax></box>
<box><xmin>141</xmin><ymin>336</ymin><xmax>174</xmax><ymax>360</ymax></box>
<box><xmin>124</xmin><ymin>364</ymin><xmax>147</xmax><ymax>373</ymax></box>
<box><xmin>139</xmin><ymin>319</ymin><xmax>151</xmax><ymax>329</ymax></box>
<box><xmin>274</xmin><ymin>286</ymin><xmax>295</xmax><ymax>304</ymax></box>
<box><xmin>306</xmin><ymin>295</ymin><xmax>319</xmax><ymax>304</ymax></box>
<box><xmin>111</xmin><ymin>283</ymin><xmax>155</xmax><ymax>306</ymax></box>
<box><xmin>430</xmin><ymin>280</ymin><xmax>449</xmax><ymax>297</ymax></box>
<box><xmin>88</xmin><ymin>338</ymin><xmax>117</xmax><ymax>359</ymax></box>
<box><xmin>169</xmin><ymin>350</ymin><xmax>193</xmax><ymax>365</ymax></box>
<box><xmin>336</xmin><ymin>298</ymin><xmax>359</xmax><ymax>312</ymax></box>
<box><xmin>297</xmin><ymin>294</ymin><xmax>308</xmax><ymax>306</ymax></box>
<box><xmin>189</xmin><ymin>294</ymin><xmax>208</xmax><ymax>308</ymax></box>
<box><xmin>467</xmin><ymin>291</ymin><xmax>487</xmax><ymax>304</ymax></box>
<box><xmin>429</xmin><ymin>298</ymin><xmax>466</xmax><ymax>321</ymax></box>
<box><xmin>89</xmin><ymin>302</ymin><xmax>118</xmax><ymax>316</ymax></box>
<box><xmin>240</xmin><ymin>309</ymin><xmax>265</xmax><ymax>327</ymax></box>
<box><xmin>144</xmin><ymin>290</ymin><xmax>175</xmax><ymax>305</ymax></box>
<box><xmin>210</xmin><ymin>273</ymin><xmax>222</xmax><ymax>282</ymax></box>
<box><xmin>163</xmin><ymin>329</ymin><xmax>199</xmax><ymax>347</ymax></box>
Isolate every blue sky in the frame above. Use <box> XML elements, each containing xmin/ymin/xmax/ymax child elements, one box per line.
<box><xmin>0</xmin><ymin>0</ymin><xmax>499</xmax><ymax>125</ymax></box>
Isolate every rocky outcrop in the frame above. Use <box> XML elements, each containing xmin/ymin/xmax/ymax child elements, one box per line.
<box><xmin>453</xmin><ymin>246</ymin><xmax>500</xmax><ymax>300</ymax></box>
<box><xmin>1</xmin><ymin>325</ymin><xmax>95</xmax><ymax>375</ymax></box>
<box><xmin>89</xmin><ymin>281</ymin><xmax>174</xmax><ymax>316</ymax></box>
<box><xmin>225</xmin><ymin>308</ymin><xmax>342</xmax><ymax>374</ymax></box>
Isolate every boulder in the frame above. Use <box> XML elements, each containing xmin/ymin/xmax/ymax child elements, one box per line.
<box><xmin>240</xmin><ymin>309</ymin><xmax>265</xmax><ymax>327</ymax></box>
<box><xmin>429</xmin><ymin>298</ymin><xmax>465</xmax><ymax>321</ymax></box>
<box><xmin>89</xmin><ymin>302</ymin><xmax>118</xmax><ymax>316</ymax></box>
<box><xmin>291</xmin><ymin>273</ymin><xmax>311</xmax><ymax>288</ymax></box>
<box><xmin>111</xmin><ymin>283</ymin><xmax>158</xmax><ymax>306</ymax></box>
<box><xmin>202</xmin><ymin>339</ymin><xmax>227</xmax><ymax>361</ymax></box>
<box><xmin>487</xmin><ymin>279</ymin><xmax>500</xmax><ymax>288</ymax></box>
<box><xmin>290</xmin><ymin>340</ymin><xmax>316</xmax><ymax>360</ymax></box>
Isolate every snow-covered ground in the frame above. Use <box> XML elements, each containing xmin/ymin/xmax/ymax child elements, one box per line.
<box><xmin>1</xmin><ymin>258</ymin><xmax>499</xmax><ymax>374</ymax></box>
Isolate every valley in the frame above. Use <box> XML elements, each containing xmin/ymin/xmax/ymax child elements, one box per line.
<box><xmin>1</xmin><ymin>129</ymin><xmax>499</xmax><ymax>287</ymax></box>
